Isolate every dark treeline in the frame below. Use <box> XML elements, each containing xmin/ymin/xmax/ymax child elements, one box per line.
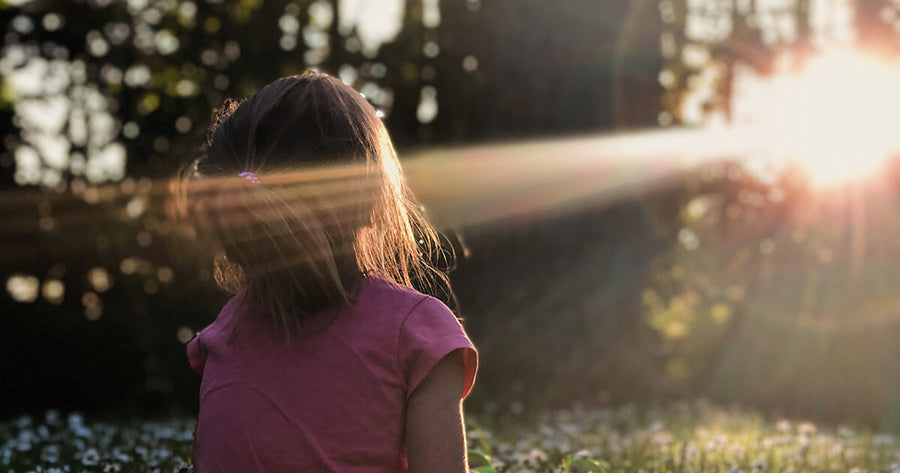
<box><xmin>3</xmin><ymin>0</ymin><xmax>900</xmax><ymax>429</ymax></box>
<box><xmin>0</xmin><ymin>0</ymin><xmax>669</xmax><ymax>416</ymax></box>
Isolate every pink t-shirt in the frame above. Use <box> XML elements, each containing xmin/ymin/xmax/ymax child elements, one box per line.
<box><xmin>186</xmin><ymin>277</ymin><xmax>477</xmax><ymax>473</ymax></box>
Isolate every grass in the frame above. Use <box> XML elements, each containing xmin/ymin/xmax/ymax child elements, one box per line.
<box><xmin>2</xmin><ymin>402</ymin><xmax>898</xmax><ymax>473</ymax></box>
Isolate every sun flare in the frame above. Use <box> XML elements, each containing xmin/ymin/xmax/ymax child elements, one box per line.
<box><xmin>739</xmin><ymin>50</ymin><xmax>900</xmax><ymax>187</ymax></box>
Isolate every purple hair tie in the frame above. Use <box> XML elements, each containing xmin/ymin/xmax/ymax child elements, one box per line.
<box><xmin>237</xmin><ymin>171</ymin><xmax>261</xmax><ymax>184</ymax></box>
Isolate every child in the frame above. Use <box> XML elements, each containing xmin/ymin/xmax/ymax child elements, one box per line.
<box><xmin>183</xmin><ymin>72</ymin><xmax>477</xmax><ymax>473</ymax></box>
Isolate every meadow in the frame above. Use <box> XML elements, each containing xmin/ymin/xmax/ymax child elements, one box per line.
<box><xmin>3</xmin><ymin>402</ymin><xmax>899</xmax><ymax>473</ymax></box>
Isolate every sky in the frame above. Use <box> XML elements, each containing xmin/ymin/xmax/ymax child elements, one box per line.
<box><xmin>338</xmin><ymin>0</ymin><xmax>405</xmax><ymax>56</ymax></box>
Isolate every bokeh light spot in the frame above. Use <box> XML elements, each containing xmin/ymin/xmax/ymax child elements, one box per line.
<box><xmin>12</xmin><ymin>15</ymin><xmax>34</xmax><ymax>34</ymax></box>
<box><xmin>41</xmin><ymin>279</ymin><xmax>65</xmax><ymax>305</ymax></box>
<box><xmin>41</xmin><ymin>13</ymin><xmax>63</xmax><ymax>32</ymax></box>
<box><xmin>6</xmin><ymin>274</ymin><xmax>40</xmax><ymax>303</ymax></box>
<box><xmin>155</xmin><ymin>30</ymin><xmax>180</xmax><ymax>56</ymax></box>
<box><xmin>678</xmin><ymin>228</ymin><xmax>700</xmax><ymax>251</ymax></box>
<box><xmin>136</xmin><ymin>231</ymin><xmax>153</xmax><ymax>247</ymax></box>
<box><xmin>157</xmin><ymin>267</ymin><xmax>174</xmax><ymax>283</ymax></box>
<box><xmin>38</xmin><ymin>216</ymin><xmax>56</xmax><ymax>232</ymax></box>
<box><xmin>416</xmin><ymin>86</ymin><xmax>438</xmax><ymax>124</ymax></box>
<box><xmin>176</xmin><ymin>326</ymin><xmax>194</xmax><ymax>344</ymax></box>
<box><xmin>81</xmin><ymin>291</ymin><xmax>102</xmax><ymax>321</ymax></box>
<box><xmin>422</xmin><ymin>41</ymin><xmax>439</xmax><ymax>58</ymax></box>
<box><xmin>120</xmin><ymin>257</ymin><xmax>138</xmax><ymax>275</ymax></box>
<box><xmin>174</xmin><ymin>116</ymin><xmax>192</xmax><ymax>134</ymax></box>
<box><xmin>710</xmin><ymin>303</ymin><xmax>731</xmax><ymax>324</ymax></box>
<box><xmin>87</xmin><ymin>267</ymin><xmax>111</xmax><ymax>293</ymax></box>
<box><xmin>203</xmin><ymin>17</ymin><xmax>221</xmax><ymax>35</ymax></box>
<box><xmin>122</xmin><ymin>121</ymin><xmax>140</xmax><ymax>139</ymax></box>
<box><xmin>125</xmin><ymin>196</ymin><xmax>147</xmax><ymax>219</ymax></box>
<box><xmin>462</xmin><ymin>55</ymin><xmax>478</xmax><ymax>72</ymax></box>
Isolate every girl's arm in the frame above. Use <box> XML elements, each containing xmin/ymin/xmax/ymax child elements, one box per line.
<box><xmin>406</xmin><ymin>349</ymin><xmax>468</xmax><ymax>473</ymax></box>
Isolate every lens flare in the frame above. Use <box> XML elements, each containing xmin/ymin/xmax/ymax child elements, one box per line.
<box><xmin>735</xmin><ymin>50</ymin><xmax>900</xmax><ymax>187</ymax></box>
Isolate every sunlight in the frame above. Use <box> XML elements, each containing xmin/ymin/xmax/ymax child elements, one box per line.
<box><xmin>741</xmin><ymin>50</ymin><xmax>900</xmax><ymax>187</ymax></box>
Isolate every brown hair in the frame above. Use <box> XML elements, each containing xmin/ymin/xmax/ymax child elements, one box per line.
<box><xmin>183</xmin><ymin>73</ymin><xmax>452</xmax><ymax>333</ymax></box>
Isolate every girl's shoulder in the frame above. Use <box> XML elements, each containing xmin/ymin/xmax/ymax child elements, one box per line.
<box><xmin>194</xmin><ymin>290</ymin><xmax>250</xmax><ymax>340</ymax></box>
<box><xmin>187</xmin><ymin>291</ymin><xmax>248</xmax><ymax>374</ymax></box>
<box><xmin>359</xmin><ymin>276</ymin><xmax>447</xmax><ymax>318</ymax></box>
<box><xmin>213</xmin><ymin>290</ymin><xmax>250</xmax><ymax>325</ymax></box>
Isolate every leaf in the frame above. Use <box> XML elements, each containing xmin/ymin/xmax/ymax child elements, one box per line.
<box><xmin>468</xmin><ymin>450</ymin><xmax>495</xmax><ymax>473</ymax></box>
<box><xmin>569</xmin><ymin>457</ymin><xmax>606</xmax><ymax>473</ymax></box>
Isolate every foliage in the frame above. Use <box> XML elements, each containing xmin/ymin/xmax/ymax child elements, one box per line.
<box><xmin>652</xmin><ymin>0</ymin><xmax>900</xmax><ymax>425</ymax></box>
<box><xmin>1</xmin><ymin>0</ymin><xmax>670</xmax><ymax>418</ymax></box>
<box><xmin>640</xmin><ymin>155</ymin><xmax>900</xmax><ymax>426</ymax></box>
<box><xmin>640</xmin><ymin>160</ymin><xmax>797</xmax><ymax>388</ymax></box>
<box><xmin>0</xmin><ymin>0</ymin><xmax>400</xmax><ymax>186</ymax></box>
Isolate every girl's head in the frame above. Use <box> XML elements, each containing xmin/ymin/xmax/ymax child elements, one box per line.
<box><xmin>185</xmin><ymin>72</ymin><xmax>449</xmax><ymax>331</ymax></box>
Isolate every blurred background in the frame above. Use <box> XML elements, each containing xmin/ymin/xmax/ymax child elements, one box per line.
<box><xmin>1</xmin><ymin>0</ymin><xmax>900</xmax><ymax>430</ymax></box>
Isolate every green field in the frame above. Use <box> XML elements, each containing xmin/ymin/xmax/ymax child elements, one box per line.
<box><xmin>3</xmin><ymin>402</ymin><xmax>898</xmax><ymax>473</ymax></box>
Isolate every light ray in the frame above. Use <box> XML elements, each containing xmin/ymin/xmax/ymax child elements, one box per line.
<box><xmin>2</xmin><ymin>118</ymin><xmax>894</xmax><ymax>265</ymax></box>
<box><xmin>403</xmin><ymin>127</ymin><xmax>761</xmax><ymax>228</ymax></box>
<box><xmin>0</xmin><ymin>126</ymin><xmax>776</xmax><ymax>263</ymax></box>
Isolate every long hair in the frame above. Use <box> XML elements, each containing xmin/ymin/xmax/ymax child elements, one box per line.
<box><xmin>182</xmin><ymin>72</ymin><xmax>452</xmax><ymax>333</ymax></box>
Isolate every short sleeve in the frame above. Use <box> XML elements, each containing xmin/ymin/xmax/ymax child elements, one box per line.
<box><xmin>186</xmin><ymin>333</ymin><xmax>207</xmax><ymax>375</ymax></box>
<box><xmin>398</xmin><ymin>296</ymin><xmax>478</xmax><ymax>400</ymax></box>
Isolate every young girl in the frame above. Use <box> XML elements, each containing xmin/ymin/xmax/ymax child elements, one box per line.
<box><xmin>183</xmin><ymin>72</ymin><xmax>477</xmax><ymax>473</ymax></box>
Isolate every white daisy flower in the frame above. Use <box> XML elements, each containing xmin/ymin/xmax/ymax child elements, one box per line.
<box><xmin>81</xmin><ymin>448</ymin><xmax>100</xmax><ymax>466</ymax></box>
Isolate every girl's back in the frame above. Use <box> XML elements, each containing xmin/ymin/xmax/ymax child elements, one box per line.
<box><xmin>187</xmin><ymin>277</ymin><xmax>476</xmax><ymax>472</ymax></box>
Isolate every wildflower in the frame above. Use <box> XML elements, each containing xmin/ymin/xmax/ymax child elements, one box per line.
<box><xmin>73</xmin><ymin>424</ymin><xmax>93</xmax><ymax>439</ymax></box>
<box><xmin>652</xmin><ymin>430</ymin><xmax>673</xmax><ymax>446</ymax></box>
<box><xmin>45</xmin><ymin>409</ymin><xmax>62</xmax><ymax>426</ymax></box>
<box><xmin>67</xmin><ymin>412</ymin><xmax>84</xmax><ymax>428</ymax></box>
<box><xmin>519</xmin><ymin>448</ymin><xmax>547</xmax><ymax>467</ymax></box>
<box><xmin>81</xmin><ymin>448</ymin><xmax>100</xmax><ymax>466</ymax></box>
<box><xmin>706</xmin><ymin>434</ymin><xmax>727</xmax><ymax>450</ymax></box>
<box><xmin>41</xmin><ymin>444</ymin><xmax>61</xmax><ymax>463</ymax></box>
<box><xmin>560</xmin><ymin>423</ymin><xmax>580</xmax><ymax>436</ymax></box>
<box><xmin>15</xmin><ymin>415</ymin><xmax>33</xmax><ymax>429</ymax></box>
<box><xmin>797</xmin><ymin>422</ymin><xmax>817</xmax><ymax>435</ymax></box>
